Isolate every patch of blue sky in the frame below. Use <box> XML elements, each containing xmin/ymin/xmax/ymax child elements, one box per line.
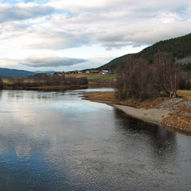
<box><xmin>173</xmin><ymin>6</ymin><xmax>191</xmax><ymax>21</ymax></box>
<box><xmin>0</xmin><ymin>0</ymin><xmax>50</xmax><ymax>4</ymax></box>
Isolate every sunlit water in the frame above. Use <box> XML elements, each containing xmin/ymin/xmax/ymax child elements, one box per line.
<box><xmin>0</xmin><ymin>89</ymin><xmax>191</xmax><ymax>191</ymax></box>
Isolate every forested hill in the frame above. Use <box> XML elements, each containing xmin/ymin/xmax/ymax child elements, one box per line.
<box><xmin>98</xmin><ymin>33</ymin><xmax>191</xmax><ymax>70</ymax></box>
<box><xmin>0</xmin><ymin>68</ymin><xmax>36</xmax><ymax>77</ymax></box>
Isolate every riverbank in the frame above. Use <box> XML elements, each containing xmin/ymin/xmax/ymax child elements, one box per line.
<box><xmin>113</xmin><ymin>105</ymin><xmax>169</xmax><ymax>126</ymax></box>
<box><xmin>83</xmin><ymin>92</ymin><xmax>191</xmax><ymax>133</ymax></box>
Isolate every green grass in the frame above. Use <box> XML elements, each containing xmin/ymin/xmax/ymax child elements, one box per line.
<box><xmin>23</xmin><ymin>79</ymin><xmax>35</xmax><ymax>83</ymax></box>
<box><xmin>66</xmin><ymin>73</ymin><xmax>116</xmax><ymax>81</ymax></box>
<box><xmin>86</xmin><ymin>74</ymin><xmax>116</xmax><ymax>81</ymax></box>
<box><xmin>2</xmin><ymin>78</ymin><xmax>11</xmax><ymax>84</ymax></box>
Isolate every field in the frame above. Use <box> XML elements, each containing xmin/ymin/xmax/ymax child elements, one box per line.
<box><xmin>65</xmin><ymin>73</ymin><xmax>116</xmax><ymax>87</ymax></box>
<box><xmin>177</xmin><ymin>90</ymin><xmax>191</xmax><ymax>100</ymax></box>
<box><xmin>2</xmin><ymin>78</ymin><xmax>40</xmax><ymax>85</ymax></box>
<box><xmin>2</xmin><ymin>78</ymin><xmax>10</xmax><ymax>84</ymax></box>
<box><xmin>65</xmin><ymin>73</ymin><xmax>116</xmax><ymax>81</ymax></box>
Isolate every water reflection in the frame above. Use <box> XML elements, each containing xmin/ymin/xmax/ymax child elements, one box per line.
<box><xmin>114</xmin><ymin>110</ymin><xmax>177</xmax><ymax>165</ymax></box>
<box><xmin>0</xmin><ymin>89</ymin><xmax>190</xmax><ymax>191</ymax></box>
<box><xmin>6</xmin><ymin>90</ymin><xmax>61</xmax><ymax>101</ymax></box>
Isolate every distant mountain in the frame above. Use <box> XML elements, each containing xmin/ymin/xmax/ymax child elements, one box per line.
<box><xmin>0</xmin><ymin>68</ymin><xmax>36</xmax><ymax>77</ymax></box>
<box><xmin>98</xmin><ymin>33</ymin><xmax>191</xmax><ymax>70</ymax></box>
<box><xmin>42</xmin><ymin>71</ymin><xmax>56</xmax><ymax>74</ymax></box>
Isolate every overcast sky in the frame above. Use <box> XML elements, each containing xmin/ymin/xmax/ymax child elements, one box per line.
<box><xmin>0</xmin><ymin>0</ymin><xmax>190</xmax><ymax>72</ymax></box>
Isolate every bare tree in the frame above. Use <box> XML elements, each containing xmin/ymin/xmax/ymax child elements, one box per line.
<box><xmin>116</xmin><ymin>52</ymin><xmax>184</xmax><ymax>100</ymax></box>
<box><xmin>0</xmin><ymin>77</ymin><xmax>3</xmax><ymax>89</ymax></box>
<box><xmin>154</xmin><ymin>52</ymin><xmax>181</xmax><ymax>97</ymax></box>
<box><xmin>116</xmin><ymin>58</ymin><xmax>160</xmax><ymax>99</ymax></box>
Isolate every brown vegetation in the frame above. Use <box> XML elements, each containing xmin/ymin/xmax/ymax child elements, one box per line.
<box><xmin>2</xmin><ymin>73</ymin><xmax>88</xmax><ymax>90</ymax></box>
<box><xmin>84</xmin><ymin>90</ymin><xmax>191</xmax><ymax>134</ymax></box>
<box><xmin>84</xmin><ymin>52</ymin><xmax>191</xmax><ymax>133</ymax></box>
<box><xmin>83</xmin><ymin>91</ymin><xmax>170</xmax><ymax>109</ymax></box>
<box><xmin>83</xmin><ymin>92</ymin><xmax>116</xmax><ymax>103</ymax></box>
<box><xmin>116</xmin><ymin>52</ymin><xmax>190</xmax><ymax>99</ymax></box>
<box><xmin>162</xmin><ymin>108</ymin><xmax>191</xmax><ymax>133</ymax></box>
<box><xmin>116</xmin><ymin>58</ymin><xmax>158</xmax><ymax>99</ymax></box>
<box><xmin>177</xmin><ymin>90</ymin><xmax>191</xmax><ymax>100</ymax></box>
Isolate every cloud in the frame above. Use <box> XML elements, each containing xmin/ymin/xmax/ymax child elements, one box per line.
<box><xmin>0</xmin><ymin>3</ymin><xmax>55</xmax><ymax>23</ymax></box>
<box><xmin>0</xmin><ymin>0</ymin><xmax>190</xmax><ymax>71</ymax></box>
<box><xmin>0</xmin><ymin>0</ymin><xmax>191</xmax><ymax>50</ymax></box>
<box><xmin>30</xmin><ymin>0</ymin><xmax>191</xmax><ymax>49</ymax></box>
<box><xmin>21</xmin><ymin>57</ymin><xmax>88</xmax><ymax>68</ymax></box>
<box><xmin>27</xmin><ymin>31</ymin><xmax>91</xmax><ymax>49</ymax></box>
<box><xmin>0</xmin><ymin>58</ymin><xmax>19</xmax><ymax>68</ymax></box>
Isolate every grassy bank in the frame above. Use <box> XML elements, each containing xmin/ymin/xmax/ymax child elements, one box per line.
<box><xmin>65</xmin><ymin>73</ymin><xmax>116</xmax><ymax>86</ymax></box>
<box><xmin>177</xmin><ymin>90</ymin><xmax>191</xmax><ymax>100</ymax></box>
<box><xmin>83</xmin><ymin>92</ymin><xmax>170</xmax><ymax>108</ymax></box>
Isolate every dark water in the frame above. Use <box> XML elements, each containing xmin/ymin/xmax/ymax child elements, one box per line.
<box><xmin>0</xmin><ymin>89</ymin><xmax>191</xmax><ymax>191</ymax></box>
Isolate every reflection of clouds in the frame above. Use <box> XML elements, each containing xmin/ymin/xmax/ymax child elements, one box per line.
<box><xmin>74</xmin><ymin>88</ymin><xmax>115</xmax><ymax>93</ymax></box>
<box><xmin>1</xmin><ymin>89</ymin><xmax>191</xmax><ymax>190</ymax></box>
<box><xmin>0</xmin><ymin>141</ymin><xmax>8</xmax><ymax>155</ymax></box>
<box><xmin>0</xmin><ymin>135</ymin><xmax>32</xmax><ymax>160</ymax></box>
<box><xmin>0</xmin><ymin>89</ymin><xmax>116</xmax><ymax>187</ymax></box>
<box><xmin>0</xmin><ymin>89</ymin><xmax>113</xmax><ymax>159</ymax></box>
<box><xmin>15</xmin><ymin>142</ymin><xmax>31</xmax><ymax>159</ymax></box>
<box><xmin>53</xmin><ymin>101</ymin><xmax>112</xmax><ymax>113</ymax></box>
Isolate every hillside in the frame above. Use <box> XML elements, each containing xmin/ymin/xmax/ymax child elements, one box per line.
<box><xmin>98</xmin><ymin>33</ymin><xmax>191</xmax><ymax>70</ymax></box>
<box><xmin>0</xmin><ymin>68</ymin><xmax>36</xmax><ymax>77</ymax></box>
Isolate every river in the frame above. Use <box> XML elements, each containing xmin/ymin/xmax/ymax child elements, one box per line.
<box><xmin>0</xmin><ymin>89</ymin><xmax>190</xmax><ymax>191</ymax></box>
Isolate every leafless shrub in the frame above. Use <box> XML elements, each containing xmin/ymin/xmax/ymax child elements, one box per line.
<box><xmin>116</xmin><ymin>52</ymin><xmax>189</xmax><ymax>100</ymax></box>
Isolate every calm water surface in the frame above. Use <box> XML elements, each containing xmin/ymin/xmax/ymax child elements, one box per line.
<box><xmin>0</xmin><ymin>89</ymin><xmax>191</xmax><ymax>191</ymax></box>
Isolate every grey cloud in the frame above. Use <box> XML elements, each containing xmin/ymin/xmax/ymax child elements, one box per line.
<box><xmin>21</xmin><ymin>57</ymin><xmax>88</xmax><ymax>68</ymax></box>
<box><xmin>0</xmin><ymin>4</ymin><xmax>55</xmax><ymax>23</ymax></box>
<box><xmin>29</xmin><ymin>32</ymin><xmax>91</xmax><ymax>49</ymax></box>
<box><xmin>0</xmin><ymin>0</ymin><xmax>191</xmax><ymax>51</ymax></box>
<box><xmin>45</xmin><ymin>1</ymin><xmax>190</xmax><ymax>49</ymax></box>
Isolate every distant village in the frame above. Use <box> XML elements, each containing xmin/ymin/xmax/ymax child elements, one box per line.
<box><xmin>54</xmin><ymin>69</ymin><xmax>113</xmax><ymax>75</ymax></box>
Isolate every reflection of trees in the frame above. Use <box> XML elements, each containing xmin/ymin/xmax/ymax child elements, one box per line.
<box><xmin>8</xmin><ymin>90</ymin><xmax>24</xmax><ymax>100</ymax></box>
<box><xmin>148</xmin><ymin>127</ymin><xmax>176</xmax><ymax>157</ymax></box>
<box><xmin>147</xmin><ymin>127</ymin><xmax>177</xmax><ymax>167</ymax></box>
<box><xmin>7</xmin><ymin>90</ymin><xmax>59</xmax><ymax>101</ymax></box>
<box><xmin>0</xmin><ymin>78</ymin><xmax>3</xmax><ymax>90</ymax></box>
<box><xmin>0</xmin><ymin>90</ymin><xmax>2</xmax><ymax>100</ymax></box>
<box><xmin>114</xmin><ymin>109</ymin><xmax>177</xmax><ymax>161</ymax></box>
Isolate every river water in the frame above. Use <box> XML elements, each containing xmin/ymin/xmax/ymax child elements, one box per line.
<box><xmin>0</xmin><ymin>89</ymin><xmax>190</xmax><ymax>191</ymax></box>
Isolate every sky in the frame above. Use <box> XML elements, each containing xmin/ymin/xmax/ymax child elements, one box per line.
<box><xmin>0</xmin><ymin>0</ymin><xmax>190</xmax><ymax>72</ymax></box>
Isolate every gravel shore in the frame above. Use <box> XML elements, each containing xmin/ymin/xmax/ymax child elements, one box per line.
<box><xmin>83</xmin><ymin>92</ymin><xmax>191</xmax><ymax>133</ymax></box>
<box><xmin>113</xmin><ymin>104</ymin><xmax>170</xmax><ymax>126</ymax></box>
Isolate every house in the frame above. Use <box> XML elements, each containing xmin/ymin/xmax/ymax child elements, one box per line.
<box><xmin>99</xmin><ymin>70</ymin><xmax>109</xmax><ymax>74</ymax></box>
<box><xmin>91</xmin><ymin>70</ymin><xmax>99</xmax><ymax>74</ymax></box>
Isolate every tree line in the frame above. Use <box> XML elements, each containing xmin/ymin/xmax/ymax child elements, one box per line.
<box><xmin>116</xmin><ymin>52</ymin><xmax>191</xmax><ymax>99</ymax></box>
<box><xmin>0</xmin><ymin>73</ymin><xmax>88</xmax><ymax>90</ymax></box>
<box><xmin>100</xmin><ymin>33</ymin><xmax>191</xmax><ymax>71</ymax></box>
